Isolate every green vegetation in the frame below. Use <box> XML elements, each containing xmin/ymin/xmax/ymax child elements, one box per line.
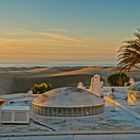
<box><xmin>32</xmin><ymin>83</ymin><xmax>52</xmax><ymax>94</ymax></box>
<box><xmin>107</xmin><ymin>73</ymin><xmax>129</xmax><ymax>86</ymax></box>
<box><xmin>117</xmin><ymin>29</ymin><xmax>140</xmax><ymax>71</ymax></box>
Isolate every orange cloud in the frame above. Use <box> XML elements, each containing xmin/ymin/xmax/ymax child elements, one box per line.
<box><xmin>0</xmin><ymin>28</ymin><xmax>120</xmax><ymax>63</ymax></box>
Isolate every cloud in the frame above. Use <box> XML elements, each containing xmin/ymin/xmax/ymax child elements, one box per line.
<box><xmin>38</xmin><ymin>32</ymin><xmax>82</xmax><ymax>42</ymax></box>
<box><xmin>0</xmin><ymin>28</ymin><xmax>82</xmax><ymax>43</ymax></box>
<box><xmin>0</xmin><ymin>28</ymin><xmax>120</xmax><ymax>62</ymax></box>
<box><xmin>44</xmin><ymin>28</ymin><xmax>68</xmax><ymax>33</ymax></box>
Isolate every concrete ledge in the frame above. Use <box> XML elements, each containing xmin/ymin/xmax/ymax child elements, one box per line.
<box><xmin>1</xmin><ymin>130</ymin><xmax>140</xmax><ymax>137</ymax></box>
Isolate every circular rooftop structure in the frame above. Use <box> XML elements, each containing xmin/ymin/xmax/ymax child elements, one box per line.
<box><xmin>32</xmin><ymin>87</ymin><xmax>104</xmax><ymax>117</ymax></box>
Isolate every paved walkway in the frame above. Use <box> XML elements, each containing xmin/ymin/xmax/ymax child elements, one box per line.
<box><xmin>1</xmin><ymin>130</ymin><xmax>140</xmax><ymax>140</ymax></box>
<box><xmin>1</xmin><ymin>134</ymin><xmax>140</xmax><ymax>140</ymax></box>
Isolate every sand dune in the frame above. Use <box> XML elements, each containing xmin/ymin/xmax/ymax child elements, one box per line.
<box><xmin>0</xmin><ymin>66</ymin><xmax>139</xmax><ymax>95</ymax></box>
<box><xmin>30</xmin><ymin>66</ymin><xmax>84</xmax><ymax>75</ymax></box>
<box><xmin>51</xmin><ymin>67</ymin><xmax>106</xmax><ymax>76</ymax></box>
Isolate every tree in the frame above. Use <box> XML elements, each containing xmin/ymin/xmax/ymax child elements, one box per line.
<box><xmin>107</xmin><ymin>73</ymin><xmax>129</xmax><ymax>86</ymax></box>
<box><xmin>32</xmin><ymin>83</ymin><xmax>52</xmax><ymax>94</ymax></box>
<box><xmin>117</xmin><ymin>29</ymin><xmax>140</xmax><ymax>71</ymax></box>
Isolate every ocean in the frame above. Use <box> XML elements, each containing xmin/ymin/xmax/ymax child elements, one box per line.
<box><xmin>0</xmin><ymin>62</ymin><xmax>116</xmax><ymax>67</ymax></box>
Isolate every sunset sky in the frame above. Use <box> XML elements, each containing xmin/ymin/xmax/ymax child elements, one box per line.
<box><xmin>0</xmin><ymin>0</ymin><xmax>140</xmax><ymax>65</ymax></box>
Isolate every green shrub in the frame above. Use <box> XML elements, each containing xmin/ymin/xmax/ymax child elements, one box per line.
<box><xmin>32</xmin><ymin>83</ymin><xmax>52</xmax><ymax>94</ymax></box>
<box><xmin>107</xmin><ymin>73</ymin><xmax>129</xmax><ymax>86</ymax></box>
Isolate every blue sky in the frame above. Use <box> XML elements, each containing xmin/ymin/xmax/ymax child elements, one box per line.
<box><xmin>0</xmin><ymin>0</ymin><xmax>139</xmax><ymax>65</ymax></box>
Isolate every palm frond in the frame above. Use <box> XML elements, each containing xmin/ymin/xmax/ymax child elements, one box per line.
<box><xmin>117</xmin><ymin>29</ymin><xmax>140</xmax><ymax>71</ymax></box>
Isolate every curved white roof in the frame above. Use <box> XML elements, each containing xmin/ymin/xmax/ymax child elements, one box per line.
<box><xmin>32</xmin><ymin>87</ymin><xmax>104</xmax><ymax>107</ymax></box>
<box><xmin>128</xmin><ymin>82</ymin><xmax>140</xmax><ymax>91</ymax></box>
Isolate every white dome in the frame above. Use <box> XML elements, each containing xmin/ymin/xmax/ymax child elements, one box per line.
<box><xmin>32</xmin><ymin>87</ymin><xmax>104</xmax><ymax>107</ymax></box>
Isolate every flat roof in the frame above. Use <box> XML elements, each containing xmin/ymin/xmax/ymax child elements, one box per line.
<box><xmin>1</xmin><ymin>106</ymin><xmax>30</xmax><ymax>111</ymax></box>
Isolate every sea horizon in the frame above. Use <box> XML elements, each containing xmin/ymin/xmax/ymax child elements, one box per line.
<box><xmin>0</xmin><ymin>62</ymin><xmax>116</xmax><ymax>68</ymax></box>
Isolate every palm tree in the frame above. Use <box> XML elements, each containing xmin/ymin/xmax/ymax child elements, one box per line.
<box><xmin>117</xmin><ymin>29</ymin><xmax>140</xmax><ymax>71</ymax></box>
<box><xmin>107</xmin><ymin>73</ymin><xmax>129</xmax><ymax>86</ymax></box>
